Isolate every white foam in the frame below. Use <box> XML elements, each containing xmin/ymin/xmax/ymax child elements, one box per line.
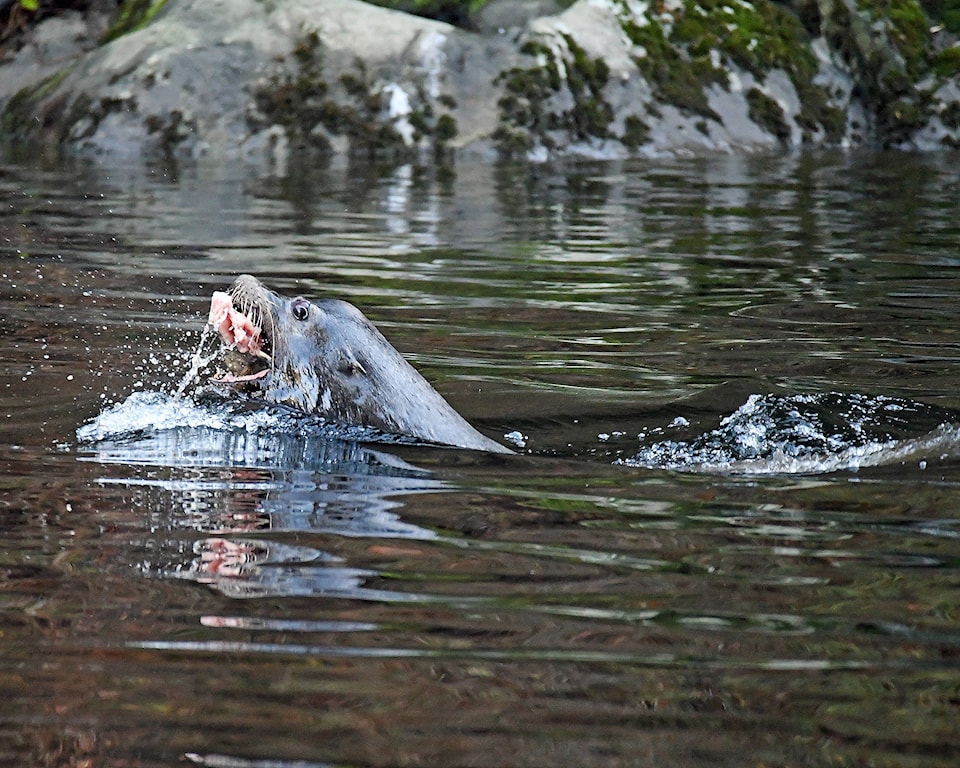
<box><xmin>622</xmin><ymin>393</ymin><xmax>960</xmax><ymax>475</ymax></box>
<box><xmin>76</xmin><ymin>390</ymin><xmax>282</xmax><ymax>443</ymax></box>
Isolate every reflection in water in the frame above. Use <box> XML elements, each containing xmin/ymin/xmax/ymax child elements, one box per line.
<box><xmin>185</xmin><ymin>752</ymin><xmax>331</xmax><ymax>768</ymax></box>
<box><xmin>86</xmin><ymin>426</ymin><xmax>443</xmax><ymax>538</ymax></box>
<box><xmin>182</xmin><ymin>537</ymin><xmax>379</xmax><ymax>601</ymax></box>
<box><xmin>79</xmin><ymin>394</ymin><xmax>446</xmax><ymax>603</ymax></box>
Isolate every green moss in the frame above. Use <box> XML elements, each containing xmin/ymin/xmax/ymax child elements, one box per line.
<box><xmin>630</xmin><ymin>0</ymin><xmax>920</xmax><ymax>145</ymax></box>
<box><xmin>622</xmin><ymin>14</ymin><xmax>722</xmax><ymax>120</ymax></box>
<box><xmin>505</xmin><ymin>0</ymin><xmax>948</xmax><ymax>152</ymax></box>
<box><xmin>564</xmin><ymin>34</ymin><xmax>610</xmax><ymax>95</ymax></box>
<box><xmin>495</xmin><ymin>35</ymin><xmax>614</xmax><ymax>155</ymax></box>
<box><xmin>498</xmin><ymin>0</ymin><xmax>864</xmax><ymax>150</ymax></box>
<box><xmin>495</xmin><ymin>52</ymin><xmax>557</xmax><ymax>153</ymax></box>
<box><xmin>100</xmin><ymin>0</ymin><xmax>168</xmax><ymax>45</ymax></box>
<box><xmin>293</xmin><ymin>29</ymin><xmax>322</xmax><ymax>66</ymax></box>
<box><xmin>920</xmin><ymin>0</ymin><xmax>960</xmax><ymax>30</ymax></box>
<box><xmin>620</xmin><ymin>114</ymin><xmax>649</xmax><ymax>148</ymax></box>
<box><xmin>558</xmin><ymin>35</ymin><xmax>614</xmax><ymax>137</ymax></box>
<box><xmin>665</xmin><ymin>1</ymin><xmax>818</xmax><ymax>81</ymax></box>
<box><xmin>251</xmin><ymin>32</ymin><xmax>456</xmax><ymax>159</ymax></box>
<box><xmin>861</xmin><ymin>0</ymin><xmax>931</xmax><ymax>79</ymax></box>
<box><xmin>434</xmin><ymin>113</ymin><xmax>458</xmax><ymax>142</ymax></box>
<box><xmin>252</xmin><ymin>36</ymin><xmax>388</xmax><ymax>155</ymax></box>
<box><xmin>877</xmin><ymin>91</ymin><xmax>934</xmax><ymax>145</ymax></box>
<box><xmin>616</xmin><ymin>0</ymin><xmax>830</xmax><ymax>133</ymax></box>
<box><xmin>932</xmin><ymin>44</ymin><xmax>960</xmax><ymax>77</ymax></box>
<box><xmin>672</xmin><ymin>13</ymin><xmax>719</xmax><ymax>57</ymax></box>
<box><xmin>795</xmin><ymin>81</ymin><xmax>847</xmax><ymax>143</ymax></box>
<box><xmin>626</xmin><ymin>17</ymin><xmax>715</xmax><ymax>98</ymax></box>
<box><xmin>943</xmin><ymin>6</ymin><xmax>960</xmax><ymax>32</ymax></box>
<box><xmin>2</xmin><ymin>68</ymin><xmax>72</xmax><ymax>140</ymax></box>
<box><xmin>827</xmin><ymin>0</ymin><xmax>946</xmax><ymax>143</ymax></box>
<box><xmin>491</xmin><ymin>122</ymin><xmax>535</xmax><ymax>155</ymax></box>
<box><xmin>408</xmin><ymin>106</ymin><xmax>431</xmax><ymax>138</ymax></box>
<box><xmin>719</xmin><ymin>0</ymin><xmax>817</xmax><ymax>82</ymax></box>
<box><xmin>251</xmin><ymin>36</ymin><xmax>332</xmax><ymax>152</ymax></box>
<box><xmin>746</xmin><ymin>87</ymin><xmax>790</xmax><ymax>143</ymax></box>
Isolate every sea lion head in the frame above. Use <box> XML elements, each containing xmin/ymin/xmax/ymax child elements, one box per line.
<box><xmin>207</xmin><ymin>275</ymin><xmax>511</xmax><ymax>453</ymax></box>
<box><xmin>212</xmin><ymin>274</ymin><xmax>396</xmax><ymax>426</ymax></box>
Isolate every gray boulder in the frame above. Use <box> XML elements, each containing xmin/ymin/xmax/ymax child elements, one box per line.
<box><xmin>2</xmin><ymin>0</ymin><xmax>958</xmax><ymax>164</ymax></box>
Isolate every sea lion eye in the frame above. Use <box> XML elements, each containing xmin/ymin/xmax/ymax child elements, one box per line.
<box><xmin>291</xmin><ymin>299</ymin><xmax>311</xmax><ymax>321</ymax></box>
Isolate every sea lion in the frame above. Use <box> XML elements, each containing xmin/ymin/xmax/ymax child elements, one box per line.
<box><xmin>207</xmin><ymin>274</ymin><xmax>512</xmax><ymax>454</ymax></box>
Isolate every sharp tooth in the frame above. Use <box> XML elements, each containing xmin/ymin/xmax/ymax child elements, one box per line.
<box><xmin>254</xmin><ymin>349</ymin><xmax>272</xmax><ymax>362</ymax></box>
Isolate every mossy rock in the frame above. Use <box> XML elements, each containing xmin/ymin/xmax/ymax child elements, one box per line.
<box><xmin>620</xmin><ymin>12</ymin><xmax>724</xmax><ymax>120</ymax></box>
<box><xmin>941</xmin><ymin>100</ymin><xmax>960</xmax><ymax>128</ymax></box>
<box><xmin>883</xmin><ymin>0</ymin><xmax>935</xmax><ymax>79</ymax></box>
<box><xmin>932</xmin><ymin>44</ymin><xmax>960</xmax><ymax>77</ymax></box>
<box><xmin>250</xmin><ymin>30</ymin><xmax>458</xmax><ymax>159</ymax></box>
<box><xmin>614</xmin><ymin>0</ymin><xmax>854</xmax><ymax>142</ymax></box>
<box><xmin>495</xmin><ymin>34</ymin><xmax>614</xmax><ymax>155</ymax></box>
<box><xmin>620</xmin><ymin>114</ymin><xmax>650</xmax><ymax>148</ymax></box>
<box><xmin>100</xmin><ymin>0</ymin><xmax>168</xmax><ymax>44</ymax></box>
<box><xmin>920</xmin><ymin>0</ymin><xmax>960</xmax><ymax>31</ymax></box>
<box><xmin>746</xmin><ymin>87</ymin><xmax>791</xmax><ymax>143</ymax></box>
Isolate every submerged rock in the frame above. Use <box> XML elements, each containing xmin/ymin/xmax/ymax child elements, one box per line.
<box><xmin>1</xmin><ymin>0</ymin><xmax>958</xmax><ymax>163</ymax></box>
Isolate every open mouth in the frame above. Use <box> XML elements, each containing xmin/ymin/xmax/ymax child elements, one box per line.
<box><xmin>208</xmin><ymin>289</ymin><xmax>273</xmax><ymax>383</ymax></box>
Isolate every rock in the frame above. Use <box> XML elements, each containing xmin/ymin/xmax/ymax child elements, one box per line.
<box><xmin>1</xmin><ymin>0</ymin><xmax>958</xmax><ymax>163</ymax></box>
<box><xmin>4</xmin><ymin>0</ymin><xmax>486</xmax><ymax>163</ymax></box>
<box><xmin>473</xmin><ymin>0</ymin><xmax>565</xmax><ymax>33</ymax></box>
<box><xmin>0</xmin><ymin>7</ymin><xmax>110</xmax><ymax>104</ymax></box>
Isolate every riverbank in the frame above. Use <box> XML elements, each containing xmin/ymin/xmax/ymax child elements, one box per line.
<box><xmin>2</xmin><ymin>0</ymin><xmax>958</xmax><ymax>166</ymax></box>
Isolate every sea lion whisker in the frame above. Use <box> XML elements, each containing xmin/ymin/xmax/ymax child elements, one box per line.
<box><xmin>227</xmin><ymin>287</ymin><xmax>269</xmax><ymax>341</ymax></box>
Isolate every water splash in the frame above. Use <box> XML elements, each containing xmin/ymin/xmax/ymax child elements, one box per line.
<box><xmin>174</xmin><ymin>322</ymin><xmax>220</xmax><ymax>397</ymax></box>
<box><xmin>622</xmin><ymin>393</ymin><xmax>960</xmax><ymax>474</ymax></box>
<box><xmin>77</xmin><ymin>390</ymin><xmax>262</xmax><ymax>442</ymax></box>
<box><xmin>75</xmin><ymin>389</ymin><xmax>410</xmax><ymax>448</ymax></box>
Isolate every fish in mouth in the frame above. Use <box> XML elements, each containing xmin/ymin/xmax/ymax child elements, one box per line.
<box><xmin>208</xmin><ymin>282</ymin><xmax>273</xmax><ymax>384</ymax></box>
<box><xmin>205</xmin><ymin>275</ymin><xmax>512</xmax><ymax>453</ymax></box>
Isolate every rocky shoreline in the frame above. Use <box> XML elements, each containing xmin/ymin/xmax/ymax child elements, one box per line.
<box><xmin>1</xmin><ymin>0</ymin><xmax>958</xmax><ymax>166</ymax></box>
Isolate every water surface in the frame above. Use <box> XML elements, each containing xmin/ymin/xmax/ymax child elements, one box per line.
<box><xmin>2</xmin><ymin>151</ymin><xmax>960</xmax><ymax>766</ymax></box>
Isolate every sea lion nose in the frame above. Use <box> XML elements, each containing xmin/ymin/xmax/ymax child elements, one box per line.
<box><xmin>231</xmin><ymin>274</ymin><xmax>262</xmax><ymax>294</ymax></box>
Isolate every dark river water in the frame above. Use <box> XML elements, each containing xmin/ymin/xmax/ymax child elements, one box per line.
<box><xmin>1</xmin><ymin>149</ymin><xmax>959</xmax><ymax>767</ymax></box>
